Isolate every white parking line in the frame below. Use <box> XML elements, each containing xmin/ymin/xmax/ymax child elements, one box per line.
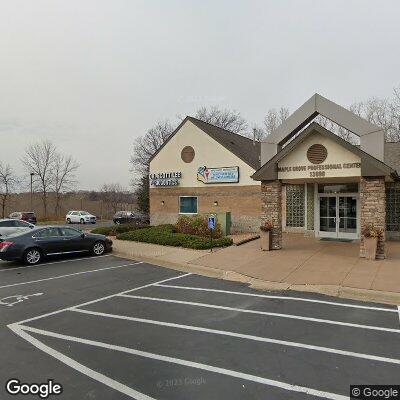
<box><xmin>72</xmin><ymin>308</ymin><xmax>400</xmax><ymax>365</ymax></box>
<box><xmin>398</xmin><ymin>306</ymin><xmax>400</xmax><ymax>327</ymax></box>
<box><xmin>13</xmin><ymin>324</ymin><xmax>348</xmax><ymax>400</ymax></box>
<box><xmin>0</xmin><ymin>254</ymin><xmax>112</xmax><ymax>273</ymax></box>
<box><xmin>155</xmin><ymin>284</ymin><xmax>398</xmax><ymax>313</ymax></box>
<box><xmin>8</xmin><ymin>324</ymin><xmax>155</xmax><ymax>400</ymax></box>
<box><xmin>120</xmin><ymin>295</ymin><xmax>400</xmax><ymax>334</ymax></box>
<box><xmin>0</xmin><ymin>262</ymin><xmax>143</xmax><ymax>290</ymax></box>
<box><xmin>12</xmin><ymin>272</ymin><xmax>191</xmax><ymax>326</ymax></box>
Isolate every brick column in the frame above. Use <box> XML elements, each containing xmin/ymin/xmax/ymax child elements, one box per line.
<box><xmin>261</xmin><ymin>180</ymin><xmax>282</xmax><ymax>249</ymax></box>
<box><xmin>360</xmin><ymin>177</ymin><xmax>386</xmax><ymax>259</ymax></box>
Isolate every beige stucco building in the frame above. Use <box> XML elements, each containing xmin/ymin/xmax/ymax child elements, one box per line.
<box><xmin>149</xmin><ymin>117</ymin><xmax>261</xmax><ymax>232</ymax></box>
<box><xmin>149</xmin><ymin>94</ymin><xmax>400</xmax><ymax>259</ymax></box>
<box><xmin>253</xmin><ymin>94</ymin><xmax>400</xmax><ymax>259</ymax></box>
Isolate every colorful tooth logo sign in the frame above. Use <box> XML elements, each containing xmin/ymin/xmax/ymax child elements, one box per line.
<box><xmin>197</xmin><ymin>166</ymin><xmax>209</xmax><ymax>183</ymax></box>
<box><xmin>197</xmin><ymin>166</ymin><xmax>239</xmax><ymax>184</ymax></box>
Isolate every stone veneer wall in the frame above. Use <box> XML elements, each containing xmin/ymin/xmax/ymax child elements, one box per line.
<box><xmin>360</xmin><ymin>177</ymin><xmax>386</xmax><ymax>259</ymax></box>
<box><xmin>261</xmin><ymin>180</ymin><xmax>282</xmax><ymax>249</ymax></box>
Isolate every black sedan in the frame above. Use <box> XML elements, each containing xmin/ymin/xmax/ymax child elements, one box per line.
<box><xmin>113</xmin><ymin>211</ymin><xmax>149</xmax><ymax>225</ymax></box>
<box><xmin>0</xmin><ymin>226</ymin><xmax>112</xmax><ymax>265</ymax></box>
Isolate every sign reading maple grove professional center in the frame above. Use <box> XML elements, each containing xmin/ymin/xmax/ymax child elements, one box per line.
<box><xmin>197</xmin><ymin>166</ymin><xmax>239</xmax><ymax>184</ymax></box>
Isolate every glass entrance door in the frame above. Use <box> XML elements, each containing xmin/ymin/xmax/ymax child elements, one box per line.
<box><xmin>338</xmin><ymin>196</ymin><xmax>357</xmax><ymax>237</ymax></box>
<box><xmin>319</xmin><ymin>197</ymin><xmax>336</xmax><ymax>235</ymax></box>
<box><xmin>318</xmin><ymin>194</ymin><xmax>359</xmax><ymax>239</ymax></box>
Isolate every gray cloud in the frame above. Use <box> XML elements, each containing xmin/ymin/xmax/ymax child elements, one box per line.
<box><xmin>1</xmin><ymin>0</ymin><xmax>399</xmax><ymax>189</ymax></box>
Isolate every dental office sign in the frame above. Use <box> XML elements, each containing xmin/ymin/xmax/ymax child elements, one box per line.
<box><xmin>150</xmin><ymin>171</ymin><xmax>182</xmax><ymax>187</ymax></box>
<box><xmin>197</xmin><ymin>166</ymin><xmax>239</xmax><ymax>184</ymax></box>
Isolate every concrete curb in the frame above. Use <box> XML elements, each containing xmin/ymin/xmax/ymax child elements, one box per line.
<box><xmin>113</xmin><ymin>248</ymin><xmax>400</xmax><ymax>306</ymax></box>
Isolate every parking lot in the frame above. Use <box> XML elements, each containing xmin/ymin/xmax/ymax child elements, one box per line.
<box><xmin>0</xmin><ymin>255</ymin><xmax>399</xmax><ymax>399</ymax></box>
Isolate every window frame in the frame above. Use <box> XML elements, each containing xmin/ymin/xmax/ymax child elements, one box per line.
<box><xmin>32</xmin><ymin>227</ymin><xmax>62</xmax><ymax>238</ymax></box>
<box><xmin>60</xmin><ymin>227</ymin><xmax>81</xmax><ymax>237</ymax></box>
<box><xmin>179</xmin><ymin>196</ymin><xmax>198</xmax><ymax>215</ymax></box>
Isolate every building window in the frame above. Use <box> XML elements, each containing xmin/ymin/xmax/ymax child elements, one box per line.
<box><xmin>306</xmin><ymin>183</ymin><xmax>315</xmax><ymax>230</ymax></box>
<box><xmin>286</xmin><ymin>184</ymin><xmax>305</xmax><ymax>227</ymax></box>
<box><xmin>179</xmin><ymin>196</ymin><xmax>198</xmax><ymax>214</ymax></box>
<box><xmin>318</xmin><ymin>183</ymin><xmax>358</xmax><ymax>193</ymax></box>
<box><xmin>386</xmin><ymin>183</ymin><xmax>400</xmax><ymax>231</ymax></box>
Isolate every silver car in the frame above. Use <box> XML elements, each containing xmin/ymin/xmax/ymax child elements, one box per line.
<box><xmin>0</xmin><ymin>219</ymin><xmax>35</xmax><ymax>237</ymax></box>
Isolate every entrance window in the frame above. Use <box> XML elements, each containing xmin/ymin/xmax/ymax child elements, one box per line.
<box><xmin>286</xmin><ymin>184</ymin><xmax>305</xmax><ymax>227</ymax></box>
<box><xmin>386</xmin><ymin>183</ymin><xmax>400</xmax><ymax>231</ymax></box>
<box><xmin>318</xmin><ymin>183</ymin><xmax>358</xmax><ymax>193</ymax></box>
<box><xmin>179</xmin><ymin>196</ymin><xmax>198</xmax><ymax>214</ymax></box>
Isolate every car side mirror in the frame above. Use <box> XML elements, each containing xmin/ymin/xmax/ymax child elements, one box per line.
<box><xmin>81</xmin><ymin>233</ymin><xmax>85</xmax><ymax>239</ymax></box>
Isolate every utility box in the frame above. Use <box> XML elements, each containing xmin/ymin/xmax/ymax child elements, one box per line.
<box><xmin>204</xmin><ymin>211</ymin><xmax>231</xmax><ymax>236</ymax></box>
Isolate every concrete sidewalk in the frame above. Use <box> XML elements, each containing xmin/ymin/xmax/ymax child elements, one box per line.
<box><xmin>112</xmin><ymin>234</ymin><xmax>400</xmax><ymax>305</ymax></box>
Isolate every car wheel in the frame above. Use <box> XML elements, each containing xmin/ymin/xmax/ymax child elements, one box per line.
<box><xmin>92</xmin><ymin>241</ymin><xmax>105</xmax><ymax>256</ymax></box>
<box><xmin>23</xmin><ymin>248</ymin><xmax>42</xmax><ymax>265</ymax></box>
<box><xmin>67</xmin><ymin>218</ymin><xmax>71</xmax><ymax>224</ymax></box>
<box><xmin>80</xmin><ymin>218</ymin><xmax>85</xmax><ymax>224</ymax></box>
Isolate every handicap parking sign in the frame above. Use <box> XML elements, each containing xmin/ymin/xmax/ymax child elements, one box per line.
<box><xmin>208</xmin><ymin>215</ymin><xmax>216</xmax><ymax>230</ymax></box>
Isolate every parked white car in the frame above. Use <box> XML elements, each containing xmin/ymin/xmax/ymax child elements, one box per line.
<box><xmin>0</xmin><ymin>219</ymin><xmax>34</xmax><ymax>237</ymax></box>
<box><xmin>66</xmin><ymin>211</ymin><xmax>97</xmax><ymax>224</ymax></box>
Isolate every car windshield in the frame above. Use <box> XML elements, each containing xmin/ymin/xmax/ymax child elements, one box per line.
<box><xmin>80</xmin><ymin>211</ymin><xmax>89</xmax><ymax>215</ymax></box>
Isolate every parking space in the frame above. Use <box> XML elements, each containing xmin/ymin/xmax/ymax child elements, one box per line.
<box><xmin>1</xmin><ymin>255</ymin><xmax>399</xmax><ymax>399</ymax></box>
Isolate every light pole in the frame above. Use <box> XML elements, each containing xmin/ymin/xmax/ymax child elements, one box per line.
<box><xmin>30</xmin><ymin>173</ymin><xmax>35</xmax><ymax>211</ymax></box>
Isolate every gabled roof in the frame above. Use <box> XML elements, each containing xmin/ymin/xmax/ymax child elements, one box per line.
<box><xmin>252</xmin><ymin>122</ymin><xmax>398</xmax><ymax>181</ymax></box>
<box><xmin>149</xmin><ymin>116</ymin><xmax>261</xmax><ymax>170</ymax></box>
<box><xmin>261</xmin><ymin>93</ymin><xmax>385</xmax><ymax>163</ymax></box>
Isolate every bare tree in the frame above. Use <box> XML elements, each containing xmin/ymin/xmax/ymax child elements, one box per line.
<box><xmin>0</xmin><ymin>162</ymin><xmax>17</xmax><ymax>218</ymax></box>
<box><xmin>263</xmin><ymin>107</ymin><xmax>289</xmax><ymax>136</ymax></box>
<box><xmin>22</xmin><ymin>140</ymin><xmax>57</xmax><ymax>217</ymax></box>
<box><xmin>251</xmin><ymin>125</ymin><xmax>266</xmax><ymax>141</ymax></box>
<box><xmin>52</xmin><ymin>153</ymin><xmax>79</xmax><ymax>216</ymax></box>
<box><xmin>195</xmin><ymin>106</ymin><xmax>248</xmax><ymax>134</ymax></box>
<box><xmin>350</xmin><ymin>93</ymin><xmax>400</xmax><ymax>142</ymax></box>
<box><xmin>130</xmin><ymin>120</ymin><xmax>174</xmax><ymax>177</ymax></box>
<box><xmin>101</xmin><ymin>183</ymin><xmax>128</xmax><ymax>214</ymax></box>
<box><xmin>314</xmin><ymin>115</ymin><xmax>359</xmax><ymax>144</ymax></box>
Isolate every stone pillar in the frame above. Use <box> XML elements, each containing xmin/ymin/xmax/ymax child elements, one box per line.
<box><xmin>261</xmin><ymin>180</ymin><xmax>282</xmax><ymax>249</ymax></box>
<box><xmin>360</xmin><ymin>177</ymin><xmax>386</xmax><ymax>259</ymax></box>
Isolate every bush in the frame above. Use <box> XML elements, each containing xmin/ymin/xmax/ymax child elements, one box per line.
<box><xmin>116</xmin><ymin>225</ymin><xmax>232</xmax><ymax>249</ymax></box>
<box><xmin>175</xmin><ymin>215</ymin><xmax>222</xmax><ymax>238</ymax></box>
<box><xmin>91</xmin><ymin>223</ymin><xmax>147</xmax><ymax>236</ymax></box>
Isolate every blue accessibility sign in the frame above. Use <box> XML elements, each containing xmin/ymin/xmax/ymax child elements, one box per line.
<box><xmin>208</xmin><ymin>215</ymin><xmax>216</xmax><ymax>230</ymax></box>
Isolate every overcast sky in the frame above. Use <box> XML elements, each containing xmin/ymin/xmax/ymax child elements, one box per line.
<box><xmin>1</xmin><ymin>0</ymin><xmax>399</xmax><ymax>190</ymax></box>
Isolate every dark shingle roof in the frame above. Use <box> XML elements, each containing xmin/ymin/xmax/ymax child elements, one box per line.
<box><xmin>149</xmin><ymin>116</ymin><xmax>261</xmax><ymax>169</ymax></box>
<box><xmin>187</xmin><ymin>117</ymin><xmax>260</xmax><ymax>169</ymax></box>
<box><xmin>384</xmin><ymin>142</ymin><xmax>400</xmax><ymax>173</ymax></box>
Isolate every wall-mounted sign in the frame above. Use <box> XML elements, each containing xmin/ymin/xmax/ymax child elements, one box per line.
<box><xmin>277</xmin><ymin>163</ymin><xmax>361</xmax><ymax>178</ymax></box>
<box><xmin>197</xmin><ymin>166</ymin><xmax>239</xmax><ymax>184</ymax></box>
<box><xmin>149</xmin><ymin>171</ymin><xmax>182</xmax><ymax>187</ymax></box>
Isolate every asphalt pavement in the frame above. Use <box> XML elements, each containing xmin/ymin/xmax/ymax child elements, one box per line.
<box><xmin>0</xmin><ymin>255</ymin><xmax>399</xmax><ymax>399</ymax></box>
